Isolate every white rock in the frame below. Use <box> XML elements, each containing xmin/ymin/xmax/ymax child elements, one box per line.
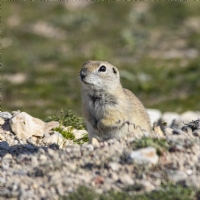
<box><xmin>63</xmin><ymin>126</ymin><xmax>88</xmax><ymax>140</ymax></box>
<box><xmin>153</xmin><ymin>125</ymin><xmax>164</xmax><ymax>137</ymax></box>
<box><xmin>32</xmin><ymin>136</ymin><xmax>38</xmax><ymax>143</ymax></box>
<box><xmin>164</xmin><ymin>127</ymin><xmax>174</xmax><ymax>136</ymax></box>
<box><xmin>39</xmin><ymin>154</ymin><xmax>47</xmax><ymax>162</ymax></box>
<box><xmin>162</xmin><ymin>112</ymin><xmax>180</xmax><ymax>127</ymax></box>
<box><xmin>0</xmin><ymin>112</ymin><xmax>12</xmax><ymax>120</ymax></box>
<box><xmin>44</xmin><ymin>131</ymin><xmax>73</xmax><ymax>148</ymax></box>
<box><xmin>0</xmin><ymin>117</ymin><xmax>5</xmax><ymax>125</ymax></box>
<box><xmin>72</xmin><ymin>129</ymin><xmax>87</xmax><ymax>140</ymax></box>
<box><xmin>3</xmin><ymin>153</ymin><xmax>12</xmax><ymax>159</ymax></box>
<box><xmin>9</xmin><ymin>112</ymin><xmax>45</xmax><ymax>139</ymax></box>
<box><xmin>185</xmin><ymin>175</ymin><xmax>200</xmax><ymax>188</ymax></box>
<box><xmin>143</xmin><ymin>132</ymin><xmax>151</xmax><ymax>137</ymax></box>
<box><xmin>186</xmin><ymin>169</ymin><xmax>193</xmax><ymax>175</ymax></box>
<box><xmin>110</xmin><ymin>172</ymin><xmax>119</xmax><ymax>181</ymax></box>
<box><xmin>44</xmin><ymin>131</ymin><xmax>63</xmax><ymax>144</ymax></box>
<box><xmin>119</xmin><ymin>174</ymin><xmax>134</xmax><ymax>185</ymax></box>
<box><xmin>14</xmin><ymin>140</ymin><xmax>18</xmax><ymax>145</ymax></box>
<box><xmin>108</xmin><ymin>162</ymin><xmax>120</xmax><ymax>172</ymax></box>
<box><xmin>129</xmin><ymin>147</ymin><xmax>159</xmax><ymax>165</ymax></box>
<box><xmin>91</xmin><ymin>137</ymin><xmax>100</xmax><ymax>148</ymax></box>
<box><xmin>81</xmin><ymin>143</ymin><xmax>94</xmax><ymax>151</ymax></box>
<box><xmin>167</xmin><ymin>170</ymin><xmax>187</xmax><ymax>183</ymax></box>
<box><xmin>146</xmin><ymin>109</ymin><xmax>162</xmax><ymax>126</ymax></box>
<box><xmin>180</xmin><ymin>111</ymin><xmax>200</xmax><ymax>124</ymax></box>
<box><xmin>140</xmin><ymin>180</ymin><xmax>155</xmax><ymax>192</ymax></box>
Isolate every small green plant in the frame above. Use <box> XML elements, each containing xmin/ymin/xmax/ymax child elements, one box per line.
<box><xmin>45</xmin><ymin>109</ymin><xmax>86</xmax><ymax>130</ymax></box>
<box><xmin>45</xmin><ymin>109</ymin><xmax>89</xmax><ymax>145</ymax></box>
<box><xmin>74</xmin><ymin>133</ymin><xmax>89</xmax><ymax>145</ymax></box>
<box><xmin>54</xmin><ymin>126</ymin><xmax>75</xmax><ymax>140</ymax></box>
<box><xmin>132</xmin><ymin>137</ymin><xmax>169</xmax><ymax>156</ymax></box>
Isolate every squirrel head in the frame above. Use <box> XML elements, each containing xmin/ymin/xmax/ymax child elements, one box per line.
<box><xmin>80</xmin><ymin>60</ymin><xmax>121</xmax><ymax>91</ymax></box>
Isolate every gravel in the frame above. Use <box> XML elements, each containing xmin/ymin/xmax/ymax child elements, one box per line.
<box><xmin>0</xmin><ymin>111</ymin><xmax>200</xmax><ymax>199</ymax></box>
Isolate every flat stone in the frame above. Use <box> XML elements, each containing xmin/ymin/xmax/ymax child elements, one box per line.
<box><xmin>0</xmin><ymin>112</ymin><xmax>12</xmax><ymax>120</ymax></box>
<box><xmin>108</xmin><ymin>162</ymin><xmax>120</xmax><ymax>172</ymax></box>
<box><xmin>119</xmin><ymin>174</ymin><xmax>134</xmax><ymax>185</ymax></box>
<box><xmin>180</xmin><ymin>111</ymin><xmax>200</xmax><ymax>124</ymax></box>
<box><xmin>167</xmin><ymin>170</ymin><xmax>187</xmax><ymax>183</ymax></box>
<box><xmin>129</xmin><ymin>147</ymin><xmax>159</xmax><ymax>165</ymax></box>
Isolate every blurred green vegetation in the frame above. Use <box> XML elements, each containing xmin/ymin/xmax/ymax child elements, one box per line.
<box><xmin>63</xmin><ymin>185</ymin><xmax>199</xmax><ymax>200</ymax></box>
<box><xmin>2</xmin><ymin>2</ymin><xmax>200</xmax><ymax>119</ymax></box>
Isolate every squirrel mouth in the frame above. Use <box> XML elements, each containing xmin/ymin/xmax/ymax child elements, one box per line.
<box><xmin>81</xmin><ymin>79</ymin><xmax>91</xmax><ymax>85</ymax></box>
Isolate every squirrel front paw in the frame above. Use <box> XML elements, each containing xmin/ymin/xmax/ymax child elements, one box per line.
<box><xmin>97</xmin><ymin>118</ymin><xmax>123</xmax><ymax>131</ymax></box>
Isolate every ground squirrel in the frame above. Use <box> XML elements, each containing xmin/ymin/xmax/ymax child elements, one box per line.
<box><xmin>80</xmin><ymin>60</ymin><xmax>151</xmax><ymax>142</ymax></box>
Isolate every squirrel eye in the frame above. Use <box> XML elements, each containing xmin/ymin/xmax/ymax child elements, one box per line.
<box><xmin>98</xmin><ymin>65</ymin><xmax>106</xmax><ymax>72</ymax></box>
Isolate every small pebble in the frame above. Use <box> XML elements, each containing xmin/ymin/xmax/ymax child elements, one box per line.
<box><xmin>0</xmin><ymin>141</ymin><xmax>10</xmax><ymax>150</ymax></box>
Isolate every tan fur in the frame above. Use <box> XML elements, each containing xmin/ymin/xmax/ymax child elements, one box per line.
<box><xmin>80</xmin><ymin>60</ymin><xmax>152</xmax><ymax>142</ymax></box>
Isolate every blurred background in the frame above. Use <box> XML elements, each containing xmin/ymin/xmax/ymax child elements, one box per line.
<box><xmin>2</xmin><ymin>1</ymin><xmax>200</xmax><ymax>120</ymax></box>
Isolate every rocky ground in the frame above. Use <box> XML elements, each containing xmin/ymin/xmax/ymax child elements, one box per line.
<box><xmin>0</xmin><ymin>110</ymin><xmax>200</xmax><ymax>199</ymax></box>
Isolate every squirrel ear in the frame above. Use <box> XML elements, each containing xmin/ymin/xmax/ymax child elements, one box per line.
<box><xmin>112</xmin><ymin>67</ymin><xmax>117</xmax><ymax>74</ymax></box>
